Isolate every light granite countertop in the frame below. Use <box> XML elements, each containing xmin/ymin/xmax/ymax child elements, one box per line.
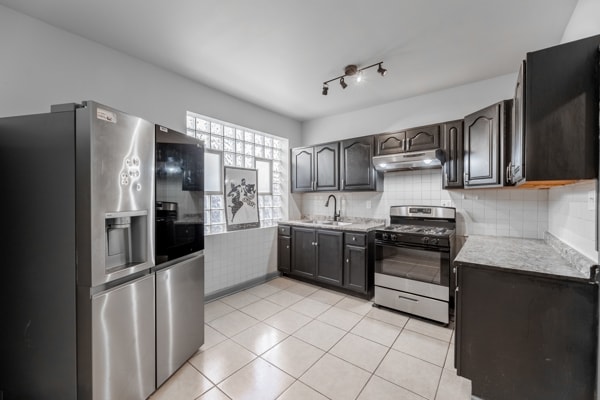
<box><xmin>278</xmin><ymin>216</ymin><xmax>385</xmax><ymax>232</ymax></box>
<box><xmin>454</xmin><ymin>234</ymin><xmax>598</xmax><ymax>282</ymax></box>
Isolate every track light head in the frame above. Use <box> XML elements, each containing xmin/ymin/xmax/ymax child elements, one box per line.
<box><xmin>322</xmin><ymin>83</ymin><xmax>329</xmax><ymax>95</ymax></box>
<box><xmin>377</xmin><ymin>63</ymin><xmax>387</xmax><ymax>76</ymax></box>
<box><xmin>340</xmin><ymin>77</ymin><xmax>348</xmax><ymax>89</ymax></box>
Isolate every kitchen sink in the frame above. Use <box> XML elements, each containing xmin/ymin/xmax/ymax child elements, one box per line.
<box><xmin>318</xmin><ymin>221</ymin><xmax>352</xmax><ymax>226</ymax></box>
<box><xmin>298</xmin><ymin>220</ymin><xmax>352</xmax><ymax>226</ymax></box>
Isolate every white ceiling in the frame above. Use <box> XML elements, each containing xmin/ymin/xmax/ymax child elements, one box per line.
<box><xmin>0</xmin><ymin>0</ymin><xmax>578</xmax><ymax>121</ymax></box>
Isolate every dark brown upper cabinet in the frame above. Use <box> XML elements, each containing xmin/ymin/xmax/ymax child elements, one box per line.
<box><xmin>291</xmin><ymin>142</ymin><xmax>339</xmax><ymax>192</ymax></box>
<box><xmin>442</xmin><ymin>120</ymin><xmax>464</xmax><ymax>189</ymax></box>
<box><xmin>375</xmin><ymin>123</ymin><xmax>440</xmax><ymax>155</ymax></box>
<box><xmin>463</xmin><ymin>100</ymin><xmax>511</xmax><ymax>188</ymax></box>
<box><xmin>405</xmin><ymin>124</ymin><xmax>441</xmax><ymax>152</ymax></box>
<box><xmin>375</xmin><ymin>131</ymin><xmax>406</xmax><ymax>155</ymax></box>
<box><xmin>340</xmin><ymin>136</ymin><xmax>382</xmax><ymax>191</ymax></box>
<box><xmin>290</xmin><ymin>146</ymin><xmax>313</xmax><ymax>192</ymax></box>
<box><xmin>508</xmin><ymin>34</ymin><xmax>599</xmax><ymax>188</ymax></box>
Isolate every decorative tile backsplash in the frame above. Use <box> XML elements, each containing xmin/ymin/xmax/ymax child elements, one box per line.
<box><xmin>302</xmin><ymin>169</ymin><xmax>549</xmax><ymax>239</ymax></box>
<box><xmin>548</xmin><ymin>180</ymin><xmax>597</xmax><ymax>262</ymax></box>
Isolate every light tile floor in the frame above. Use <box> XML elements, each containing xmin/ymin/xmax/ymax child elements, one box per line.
<box><xmin>150</xmin><ymin>277</ymin><xmax>472</xmax><ymax>400</ymax></box>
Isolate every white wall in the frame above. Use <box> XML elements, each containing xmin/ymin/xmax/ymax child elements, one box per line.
<box><xmin>0</xmin><ymin>5</ymin><xmax>302</xmax><ymax>295</ymax></box>
<box><xmin>301</xmin><ymin>73</ymin><xmax>516</xmax><ymax>146</ymax></box>
<box><xmin>561</xmin><ymin>0</ymin><xmax>600</xmax><ymax>43</ymax></box>
<box><xmin>0</xmin><ymin>5</ymin><xmax>302</xmax><ymax>147</ymax></box>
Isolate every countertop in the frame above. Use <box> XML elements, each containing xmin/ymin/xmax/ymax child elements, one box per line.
<box><xmin>454</xmin><ymin>234</ymin><xmax>598</xmax><ymax>282</ymax></box>
<box><xmin>278</xmin><ymin>216</ymin><xmax>385</xmax><ymax>232</ymax></box>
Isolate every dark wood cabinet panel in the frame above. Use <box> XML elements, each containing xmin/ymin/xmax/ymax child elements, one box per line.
<box><xmin>315</xmin><ymin>230</ymin><xmax>343</xmax><ymax>286</ymax></box>
<box><xmin>340</xmin><ymin>136</ymin><xmax>382</xmax><ymax>191</ymax></box>
<box><xmin>375</xmin><ymin>132</ymin><xmax>405</xmax><ymax>155</ymax></box>
<box><xmin>405</xmin><ymin>124</ymin><xmax>440</xmax><ymax>151</ymax></box>
<box><xmin>508</xmin><ymin>61</ymin><xmax>525</xmax><ymax>185</ymax></box>
<box><xmin>464</xmin><ymin>101</ymin><xmax>509</xmax><ymax>188</ymax></box>
<box><xmin>442</xmin><ymin>120</ymin><xmax>464</xmax><ymax>188</ymax></box>
<box><xmin>510</xmin><ymin>34</ymin><xmax>599</xmax><ymax>187</ymax></box>
<box><xmin>314</xmin><ymin>143</ymin><xmax>339</xmax><ymax>191</ymax></box>
<box><xmin>291</xmin><ymin>227</ymin><xmax>316</xmax><ymax>278</ymax></box>
<box><xmin>456</xmin><ymin>264</ymin><xmax>597</xmax><ymax>400</ymax></box>
<box><xmin>344</xmin><ymin>245</ymin><xmax>366</xmax><ymax>292</ymax></box>
<box><xmin>291</xmin><ymin>147</ymin><xmax>314</xmax><ymax>192</ymax></box>
<box><xmin>290</xmin><ymin>143</ymin><xmax>339</xmax><ymax>192</ymax></box>
<box><xmin>277</xmin><ymin>235</ymin><xmax>291</xmax><ymax>273</ymax></box>
<box><xmin>285</xmin><ymin>227</ymin><xmax>372</xmax><ymax>296</ymax></box>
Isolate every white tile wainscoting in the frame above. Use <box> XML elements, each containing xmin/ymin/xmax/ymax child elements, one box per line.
<box><xmin>204</xmin><ymin>227</ymin><xmax>278</xmax><ymax>297</ymax></box>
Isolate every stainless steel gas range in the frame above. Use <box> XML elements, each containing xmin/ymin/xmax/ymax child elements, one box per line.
<box><xmin>373</xmin><ymin>205</ymin><xmax>456</xmax><ymax>324</ymax></box>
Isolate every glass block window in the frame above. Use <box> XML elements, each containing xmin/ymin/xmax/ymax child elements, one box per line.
<box><xmin>187</xmin><ymin>112</ymin><xmax>287</xmax><ymax>233</ymax></box>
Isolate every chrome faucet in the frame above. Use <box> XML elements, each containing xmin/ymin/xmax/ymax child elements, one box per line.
<box><xmin>325</xmin><ymin>194</ymin><xmax>340</xmax><ymax>221</ymax></box>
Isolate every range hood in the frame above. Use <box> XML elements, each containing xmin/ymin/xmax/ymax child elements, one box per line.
<box><xmin>373</xmin><ymin>149</ymin><xmax>446</xmax><ymax>172</ymax></box>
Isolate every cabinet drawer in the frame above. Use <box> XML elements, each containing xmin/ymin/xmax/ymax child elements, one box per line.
<box><xmin>344</xmin><ymin>232</ymin><xmax>366</xmax><ymax>247</ymax></box>
<box><xmin>374</xmin><ymin>285</ymin><xmax>448</xmax><ymax>324</ymax></box>
<box><xmin>278</xmin><ymin>225</ymin><xmax>291</xmax><ymax>236</ymax></box>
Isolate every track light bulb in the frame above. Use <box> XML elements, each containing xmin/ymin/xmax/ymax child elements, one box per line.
<box><xmin>340</xmin><ymin>77</ymin><xmax>348</xmax><ymax>89</ymax></box>
<box><xmin>322</xmin><ymin>83</ymin><xmax>329</xmax><ymax>95</ymax></box>
<box><xmin>356</xmin><ymin>70</ymin><xmax>363</xmax><ymax>83</ymax></box>
<box><xmin>377</xmin><ymin>63</ymin><xmax>387</xmax><ymax>76</ymax></box>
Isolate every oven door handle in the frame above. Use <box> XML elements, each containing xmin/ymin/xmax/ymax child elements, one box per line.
<box><xmin>398</xmin><ymin>295</ymin><xmax>419</xmax><ymax>302</ymax></box>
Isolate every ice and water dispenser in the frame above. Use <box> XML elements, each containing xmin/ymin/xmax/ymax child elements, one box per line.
<box><xmin>105</xmin><ymin>210</ymin><xmax>148</xmax><ymax>271</ymax></box>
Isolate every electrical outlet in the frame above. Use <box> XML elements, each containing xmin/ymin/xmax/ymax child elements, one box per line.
<box><xmin>366</xmin><ymin>200</ymin><xmax>371</xmax><ymax>209</ymax></box>
<box><xmin>441</xmin><ymin>200</ymin><xmax>452</xmax><ymax>207</ymax></box>
<box><xmin>588</xmin><ymin>190</ymin><xmax>596</xmax><ymax>211</ymax></box>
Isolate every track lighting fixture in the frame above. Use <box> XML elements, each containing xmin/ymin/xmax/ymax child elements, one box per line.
<box><xmin>340</xmin><ymin>77</ymin><xmax>347</xmax><ymax>89</ymax></box>
<box><xmin>322</xmin><ymin>61</ymin><xmax>387</xmax><ymax>95</ymax></box>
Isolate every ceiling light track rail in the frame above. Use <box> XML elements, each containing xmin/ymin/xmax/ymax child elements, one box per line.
<box><xmin>322</xmin><ymin>61</ymin><xmax>387</xmax><ymax>95</ymax></box>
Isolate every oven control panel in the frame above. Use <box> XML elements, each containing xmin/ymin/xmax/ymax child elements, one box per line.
<box><xmin>376</xmin><ymin>230</ymin><xmax>451</xmax><ymax>248</ymax></box>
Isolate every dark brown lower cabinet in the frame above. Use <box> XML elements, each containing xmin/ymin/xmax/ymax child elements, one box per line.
<box><xmin>455</xmin><ymin>263</ymin><xmax>598</xmax><ymax>400</ymax></box>
<box><xmin>315</xmin><ymin>230</ymin><xmax>344</xmax><ymax>286</ymax></box>
<box><xmin>279</xmin><ymin>226</ymin><xmax>373</xmax><ymax>296</ymax></box>
<box><xmin>290</xmin><ymin>227</ymin><xmax>317</xmax><ymax>278</ymax></box>
<box><xmin>344</xmin><ymin>245</ymin><xmax>366</xmax><ymax>292</ymax></box>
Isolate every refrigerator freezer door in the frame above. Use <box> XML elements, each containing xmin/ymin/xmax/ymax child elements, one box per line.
<box><xmin>91</xmin><ymin>273</ymin><xmax>155</xmax><ymax>400</ymax></box>
<box><xmin>156</xmin><ymin>253</ymin><xmax>205</xmax><ymax>387</ymax></box>
<box><xmin>76</xmin><ymin>101</ymin><xmax>155</xmax><ymax>287</ymax></box>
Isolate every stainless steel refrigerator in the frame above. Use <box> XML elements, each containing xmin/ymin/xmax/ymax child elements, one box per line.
<box><xmin>154</xmin><ymin>125</ymin><xmax>205</xmax><ymax>388</ymax></box>
<box><xmin>0</xmin><ymin>101</ymin><xmax>156</xmax><ymax>399</ymax></box>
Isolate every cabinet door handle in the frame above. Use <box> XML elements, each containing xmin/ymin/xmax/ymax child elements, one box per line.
<box><xmin>398</xmin><ymin>295</ymin><xmax>418</xmax><ymax>302</ymax></box>
<box><xmin>352</xmin><ymin>236</ymin><xmax>356</xmax><ymax>241</ymax></box>
<box><xmin>341</xmin><ymin>179</ymin><xmax>345</xmax><ymax>188</ymax></box>
<box><xmin>286</xmin><ymin>245</ymin><xmax>290</xmax><ymax>249</ymax></box>
<box><xmin>346</xmin><ymin>258</ymin><xmax>349</xmax><ymax>263</ymax></box>
<box><xmin>506</xmin><ymin>162</ymin><xmax>513</xmax><ymax>183</ymax></box>
<box><xmin>464</xmin><ymin>172</ymin><xmax>469</xmax><ymax>183</ymax></box>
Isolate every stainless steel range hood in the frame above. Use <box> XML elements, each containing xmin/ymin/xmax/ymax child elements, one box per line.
<box><xmin>373</xmin><ymin>149</ymin><xmax>446</xmax><ymax>172</ymax></box>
